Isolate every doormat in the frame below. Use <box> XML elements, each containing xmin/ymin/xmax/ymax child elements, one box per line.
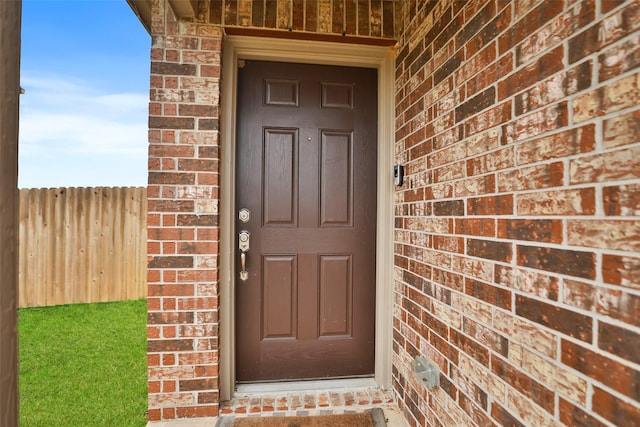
<box><xmin>216</xmin><ymin>408</ymin><xmax>386</xmax><ymax>427</ymax></box>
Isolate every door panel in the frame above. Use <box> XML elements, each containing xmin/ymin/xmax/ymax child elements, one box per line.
<box><xmin>236</xmin><ymin>60</ymin><xmax>377</xmax><ymax>382</ymax></box>
<box><xmin>320</xmin><ymin>131</ymin><xmax>353</xmax><ymax>227</ymax></box>
<box><xmin>262</xmin><ymin>255</ymin><xmax>297</xmax><ymax>339</ymax></box>
<box><xmin>319</xmin><ymin>255</ymin><xmax>352</xmax><ymax>337</ymax></box>
<box><xmin>263</xmin><ymin>128</ymin><xmax>297</xmax><ymax>226</ymax></box>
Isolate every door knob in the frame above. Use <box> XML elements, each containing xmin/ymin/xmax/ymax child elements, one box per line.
<box><xmin>238</xmin><ymin>230</ymin><xmax>250</xmax><ymax>281</ymax></box>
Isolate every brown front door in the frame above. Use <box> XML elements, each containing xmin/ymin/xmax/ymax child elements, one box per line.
<box><xmin>235</xmin><ymin>60</ymin><xmax>377</xmax><ymax>382</ymax></box>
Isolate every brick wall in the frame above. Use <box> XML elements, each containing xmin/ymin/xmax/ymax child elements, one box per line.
<box><xmin>393</xmin><ymin>0</ymin><xmax>640</xmax><ymax>426</ymax></box>
<box><xmin>146</xmin><ymin>1</ymin><xmax>223</xmax><ymax>420</ymax></box>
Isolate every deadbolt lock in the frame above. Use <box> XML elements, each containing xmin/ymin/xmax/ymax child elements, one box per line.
<box><xmin>238</xmin><ymin>208</ymin><xmax>250</xmax><ymax>223</ymax></box>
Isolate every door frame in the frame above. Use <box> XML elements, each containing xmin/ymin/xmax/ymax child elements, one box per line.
<box><xmin>219</xmin><ymin>35</ymin><xmax>395</xmax><ymax>400</ymax></box>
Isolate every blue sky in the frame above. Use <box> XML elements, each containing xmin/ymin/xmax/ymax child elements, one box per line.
<box><xmin>19</xmin><ymin>0</ymin><xmax>150</xmax><ymax>188</ymax></box>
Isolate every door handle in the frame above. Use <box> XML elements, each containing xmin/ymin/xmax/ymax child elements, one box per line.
<box><xmin>240</xmin><ymin>252</ymin><xmax>248</xmax><ymax>281</ymax></box>
<box><xmin>239</xmin><ymin>230</ymin><xmax>250</xmax><ymax>281</ymax></box>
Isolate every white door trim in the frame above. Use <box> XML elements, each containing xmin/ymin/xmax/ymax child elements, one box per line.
<box><xmin>219</xmin><ymin>35</ymin><xmax>395</xmax><ymax>400</ymax></box>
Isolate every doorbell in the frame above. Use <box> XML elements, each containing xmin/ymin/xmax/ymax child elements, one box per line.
<box><xmin>394</xmin><ymin>165</ymin><xmax>404</xmax><ymax>186</ymax></box>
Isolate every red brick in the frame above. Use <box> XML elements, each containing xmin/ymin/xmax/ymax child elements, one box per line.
<box><xmin>148</xmin><ymin>269</ymin><xmax>161</xmax><ymax>283</ymax></box>
<box><xmin>175</xmin><ymin>406</ymin><xmax>217</xmax><ymax>418</ymax></box>
<box><xmin>515</xmin><ymin>61</ymin><xmax>592</xmax><ymax>116</ymax></box>
<box><xmin>434</xmin><ymin>161</ymin><xmax>465</xmax><ymax>183</ymax></box>
<box><xmin>495</xmin><ymin>265</ymin><xmax>560</xmax><ymax>301</ymax></box>
<box><xmin>455</xmin><ymin>86</ymin><xmax>496</xmax><ymax>123</ymax></box>
<box><xmin>455</xmin><ymin>175</ymin><xmax>496</xmax><ymax>197</ymax></box>
<box><xmin>516</xmin><ymin>188</ymin><xmax>596</xmax><ymax>216</ymax></box>
<box><xmin>451</xmin><ymin>329</ymin><xmax>489</xmax><ymax>367</ymax></box>
<box><xmin>148</xmin><ymin>311</ymin><xmax>194</xmax><ymax>325</ymax></box>
<box><xmin>148</xmin><ymin>200</ymin><xmax>195</xmax><ymax>213</ymax></box>
<box><xmin>198</xmin><ymin>118</ymin><xmax>219</xmax><ymax>130</ymax></box>
<box><xmin>602</xmin><ymin>253</ymin><xmax>640</xmax><ymax>289</ymax></box>
<box><xmin>468</xmin><ymin>195</ymin><xmax>513</xmax><ymax>215</ymax></box>
<box><xmin>459</xmin><ymin>393</ymin><xmax>493</xmax><ymax>427</ymax></box>
<box><xmin>178</xmin><ymin>159</ymin><xmax>219</xmax><ymax>172</ymax></box>
<box><xmin>491</xmin><ymin>402</ymin><xmax>525</xmax><ymax>427</ymax></box>
<box><xmin>148</xmin><ymin>297</ymin><xmax>161</xmax><ymax>311</ymax></box>
<box><xmin>603</xmin><ymin>109</ymin><xmax>640</xmax><ymax>149</ymax></box>
<box><xmin>491</xmin><ymin>354</ymin><xmax>554</xmax><ymax>414</ymax></box>
<box><xmin>463</xmin><ymin>101</ymin><xmax>512</xmax><ymax>138</ymax></box>
<box><xmin>563</xmin><ymin>279</ymin><xmax>640</xmax><ymax>327</ymax></box>
<box><xmin>498</xmin><ymin>162</ymin><xmax>564</xmax><ymax>192</ymax></box>
<box><xmin>562</xmin><ymin>339</ymin><xmax>640</xmax><ymax>402</ymax></box>
<box><xmin>592</xmin><ymin>386</ymin><xmax>640</xmax><ymax>426</ymax></box>
<box><xmin>599</xmin><ymin>32</ymin><xmax>640</xmax><ymax>81</ymax></box>
<box><xmin>465</xmin><ymin>278</ymin><xmax>512</xmax><ymax>310</ymax></box>
<box><xmin>569</xmin><ymin>1</ymin><xmax>640</xmax><ymax>64</ymax></box>
<box><xmin>434</xmin><ymin>49</ymin><xmax>464</xmax><ymax>86</ymax></box>
<box><xmin>425</xmin><ymin>183</ymin><xmax>453</xmax><ymax>200</ymax></box>
<box><xmin>515</xmin><ymin>1</ymin><xmax>595</xmax><ymax>66</ymax></box>
<box><xmin>149</xmin><ymin>116</ymin><xmax>195</xmax><ymax>130</ymax></box>
<box><xmin>568</xmin><ymin>219</ymin><xmax>640</xmax><ymax>252</ymax></box>
<box><xmin>433</xmin><ymin>235</ymin><xmax>464</xmax><ymax>254</ymax></box>
<box><xmin>504</xmin><ymin>101</ymin><xmax>568</xmax><ymax>144</ymax></box>
<box><xmin>598</xmin><ymin>321</ymin><xmax>640</xmax><ymax>365</ymax></box>
<box><xmin>464</xmin><ymin>5</ymin><xmax>512</xmax><ymax>58</ymax></box>
<box><xmin>198</xmin><ymin>392</ymin><xmax>219</xmax><ymax>405</ymax></box>
<box><xmin>499</xmin><ymin>0</ymin><xmax>564</xmax><ymax>54</ymax></box>
<box><xmin>455</xmin><ymin>1</ymin><xmax>497</xmax><ymax>48</ymax></box>
<box><xmin>455</xmin><ymin>42</ymin><xmax>497</xmax><ymax>86</ymax></box>
<box><xmin>559</xmin><ymin>398</ymin><xmax>608</xmax><ymax>427</ymax></box>
<box><xmin>151</xmin><ymin>62</ymin><xmax>197</xmax><ymax>76</ymax></box>
<box><xmin>498</xmin><ymin>46</ymin><xmax>565</xmax><ymax>100</ymax></box>
<box><xmin>463</xmin><ymin>317</ymin><xmax>508</xmax><ymax>357</ymax></box>
<box><xmin>517</xmin><ymin>295</ymin><xmax>593</xmax><ymax>342</ymax></box>
<box><xmin>147</xmin><ymin>409</ymin><xmax>161</xmax><ymax>422</ymax></box>
<box><xmin>497</xmin><ymin>219</ymin><xmax>563</xmax><ymax>243</ymax></box>
<box><xmin>518</xmin><ymin>245</ymin><xmax>595</xmax><ymax>280</ymax></box>
<box><xmin>433</xmin><ymin>199</ymin><xmax>464</xmax><ymax>216</ymax></box>
<box><xmin>162</xmin><ymin>325</ymin><xmax>176</xmax><ymax>338</ymax></box>
<box><xmin>455</xmin><ymin>218</ymin><xmax>496</xmax><ymax>237</ymax></box>
<box><xmin>466</xmin><ymin>147</ymin><xmax>514</xmax><ymax>176</ymax></box>
<box><xmin>148</xmin><ymin>339</ymin><xmax>193</xmax><ymax>353</ymax></box>
<box><xmin>430</xmin><ymin>329</ymin><xmax>460</xmax><ymax>365</ymax></box>
<box><xmin>452</xmin><ymin>256</ymin><xmax>493</xmax><ymax>283</ymax></box>
<box><xmin>148</xmin><ymin>227</ymin><xmax>194</xmax><ymax>241</ymax></box>
<box><xmin>431</xmin><ymin>127</ymin><xmax>457</xmax><ymax>152</ymax></box>
<box><xmin>148</xmin><ymin>256</ymin><xmax>194</xmax><ymax>269</ymax></box>
<box><xmin>149</xmin><ymin>172</ymin><xmax>195</xmax><ymax>185</ymax></box>
<box><xmin>176</xmin><ymin>214</ymin><xmax>218</xmax><ymax>227</ymax></box>
<box><xmin>467</xmin><ymin>238</ymin><xmax>512</xmax><ymax>263</ymax></box>
<box><xmin>515</xmin><ymin>125</ymin><xmax>596</xmax><ymax>165</ymax></box>
<box><xmin>178</xmin><ymin>104</ymin><xmax>216</xmax><ymax>117</ymax></box>
<box><xmin>432</xmin><ymin>268</ymin><xmax>464</xmax><ymax>293</ymax></box>
<box><xmin>573</xmin><ymin>73</ymin><xmax>640</xmax><ymax>123</ymax></box>
<box><xmin>466</xmin><ymin>52</ymin><xmax>513</xmax><ymax>95</ymax></box>
<box><xmin>601</xmin><ymin>0</ymin><xmax>623</xmax><ymax>14</ymax></box>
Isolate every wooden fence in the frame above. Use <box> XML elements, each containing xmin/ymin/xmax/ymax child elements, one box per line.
<box><xmin>18</xmin><ymin>187</ymin><xmax>147</xmax><ymax>308</ymax></box>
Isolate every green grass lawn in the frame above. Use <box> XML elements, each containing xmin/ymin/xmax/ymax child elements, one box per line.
<box><xmin>19</xmin><ymin>299</ymin><xmax>148</xmax><ymax>426</ymax></box>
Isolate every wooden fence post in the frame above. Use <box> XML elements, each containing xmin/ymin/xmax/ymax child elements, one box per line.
<box><xmin>0</xmin><ymin>1</ymin><xmax>21</xmax><ymax>425</ymax></box>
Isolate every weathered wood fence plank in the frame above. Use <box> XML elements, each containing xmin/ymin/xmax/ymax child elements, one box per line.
<box><xmin>18</xmin><ymin>187</ymin><xmax>147</xmax><ymax>308</ymax></box>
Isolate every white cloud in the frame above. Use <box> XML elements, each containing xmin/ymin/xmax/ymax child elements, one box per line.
<box><xmin>18</xmin><ymin>73</ymin><xmax>149</xmax><ymax>188</ymax></box>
